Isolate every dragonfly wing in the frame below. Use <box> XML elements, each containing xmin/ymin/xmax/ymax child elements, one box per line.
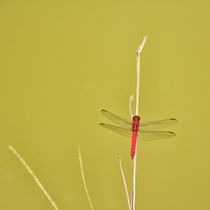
<box><xmin>101</xmin><ymin>109</ymin><xmax>132</xmax><ymax>128</ymax></box>
<box><xmin>138</xmin><ymin>130</ymin><xmax>176</xmax><ymax>141</ymax></box>
<box><xmin>99</xmin><ymin>123</ymin><xmax>132</xmax><ymax>138</ymax></box>
<box><xmin>140</xmin><ymin>118</ymin><xmax>177</xmax><ymax>131</ymax></box>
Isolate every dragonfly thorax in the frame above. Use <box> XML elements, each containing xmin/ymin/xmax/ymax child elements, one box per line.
<box><xmin>132</xmin><ymin>115</ymin><xmax>140</xmax><ymax>132</ymax></box>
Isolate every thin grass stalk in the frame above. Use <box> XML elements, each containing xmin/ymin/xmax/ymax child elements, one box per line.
<box><xmin>118</xmin><ymin>154</ymin><xmax>131</xmax><ymax>210</ymax></box>
<box><xmin>131</xmin><ymin>36</ymin><xmax>148</xmax><ymax>210</ymax></box>
<box><xmin>78</xmin><ymin>147</ymin><xmax>94</xmax><ymax>210</ymax></box>
<box><xmin>8</xmin><ymin>145</ymin><xmax>59</xmax><ymax>210</ymax></box>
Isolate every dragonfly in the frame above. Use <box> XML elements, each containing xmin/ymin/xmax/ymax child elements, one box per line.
<box><xmin>99</xmin><ymin>109</ymin><xmax>177</xmax><ymax>159</ymax></box>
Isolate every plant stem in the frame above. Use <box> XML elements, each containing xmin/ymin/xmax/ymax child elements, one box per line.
<box><xmin>9</xmin><ymin>145</ymin><xmax>59</xmax><ymax>210</ymax></box>
<box><xmin>118</xmin><ymin>154</ymin><xmax>131</xmax><ymax>210</ymax></box>
<box><xmin>78</xmin><ymin>147</ymin><xmax>94</xmax><ymax>210</ymax></box>
<box><xmin>131</xmin><ymin>36</ymin><xmax>148</xmax><ymax>210</ymax></box>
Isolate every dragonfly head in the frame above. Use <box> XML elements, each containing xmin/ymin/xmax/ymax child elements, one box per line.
<box><xmin>133</xmin><ymin>115</ymin><xmax>140</xmax><ymax>122</ymax></box>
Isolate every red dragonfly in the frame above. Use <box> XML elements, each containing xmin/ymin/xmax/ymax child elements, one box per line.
<box><xmin>99</xmin><ymin>109</ymin><xmax>177</xmax><ymax>159</ymax></box>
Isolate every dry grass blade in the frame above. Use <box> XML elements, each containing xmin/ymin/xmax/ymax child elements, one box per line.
<box><xmin>118</xmin><ymin>154</ymin><xmax>131</xmax><ymax>210</ymax></box>
<box><xmin>8</xmin><ymin>145</ymin><xmax>59</xmax><ymax>210</ymax></box>
<box><xmin>132</xmin><ymin>36</ymin><xmax>148</xmax><ymax>210</ymax></box>
<box><xmin>78</xmin><ymin>146</ymin><xmax>94</xmax><ymax>210</ymax></box>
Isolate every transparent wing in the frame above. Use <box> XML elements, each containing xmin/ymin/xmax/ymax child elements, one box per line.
<box><xmin>140</xmin><ymin>118</ymin><xmax>177</xmax><ymax>131</ymax></box>
<box><xmin>139</xmin><ymin>130</ymin><xmax>176</xmax><ymax>141</ymax></box>
<box><xmin>99</xmin><ymin>123</ymin><xmax>132</xmax><ymax>138</ymax></box>
<box><xmin>100</xmin><ymin>123</ymin><xmax>176</xmax><ymax>141</ymax></box>
<box><xmin>101</xmin><ymin>109</ymin><xmax>132</xmax><ymax>128</ymax></box>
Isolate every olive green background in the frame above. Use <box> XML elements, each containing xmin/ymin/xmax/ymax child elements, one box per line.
<box><xmin>0</xmin><ymin>0</ymin><xmax>209</xmax><ymax>210</ymax></box>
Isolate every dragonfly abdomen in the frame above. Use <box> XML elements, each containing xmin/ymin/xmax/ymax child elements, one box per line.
<box><xmin>131</xmin><ymin>131</ymin><xmax>138</xmax><ymax>159</ymax></box>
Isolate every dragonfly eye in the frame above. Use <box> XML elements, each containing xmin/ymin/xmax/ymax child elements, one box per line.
<box><xmin>133</xmin><ymin>115</ymin><xmax>140</xmax><ymax>122</ymax></box>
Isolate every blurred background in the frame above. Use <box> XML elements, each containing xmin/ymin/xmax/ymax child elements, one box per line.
<box><xmin>0</xmin><ymin>0</ymin><xmax>209</xmax><ymax>209</ymax></box>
